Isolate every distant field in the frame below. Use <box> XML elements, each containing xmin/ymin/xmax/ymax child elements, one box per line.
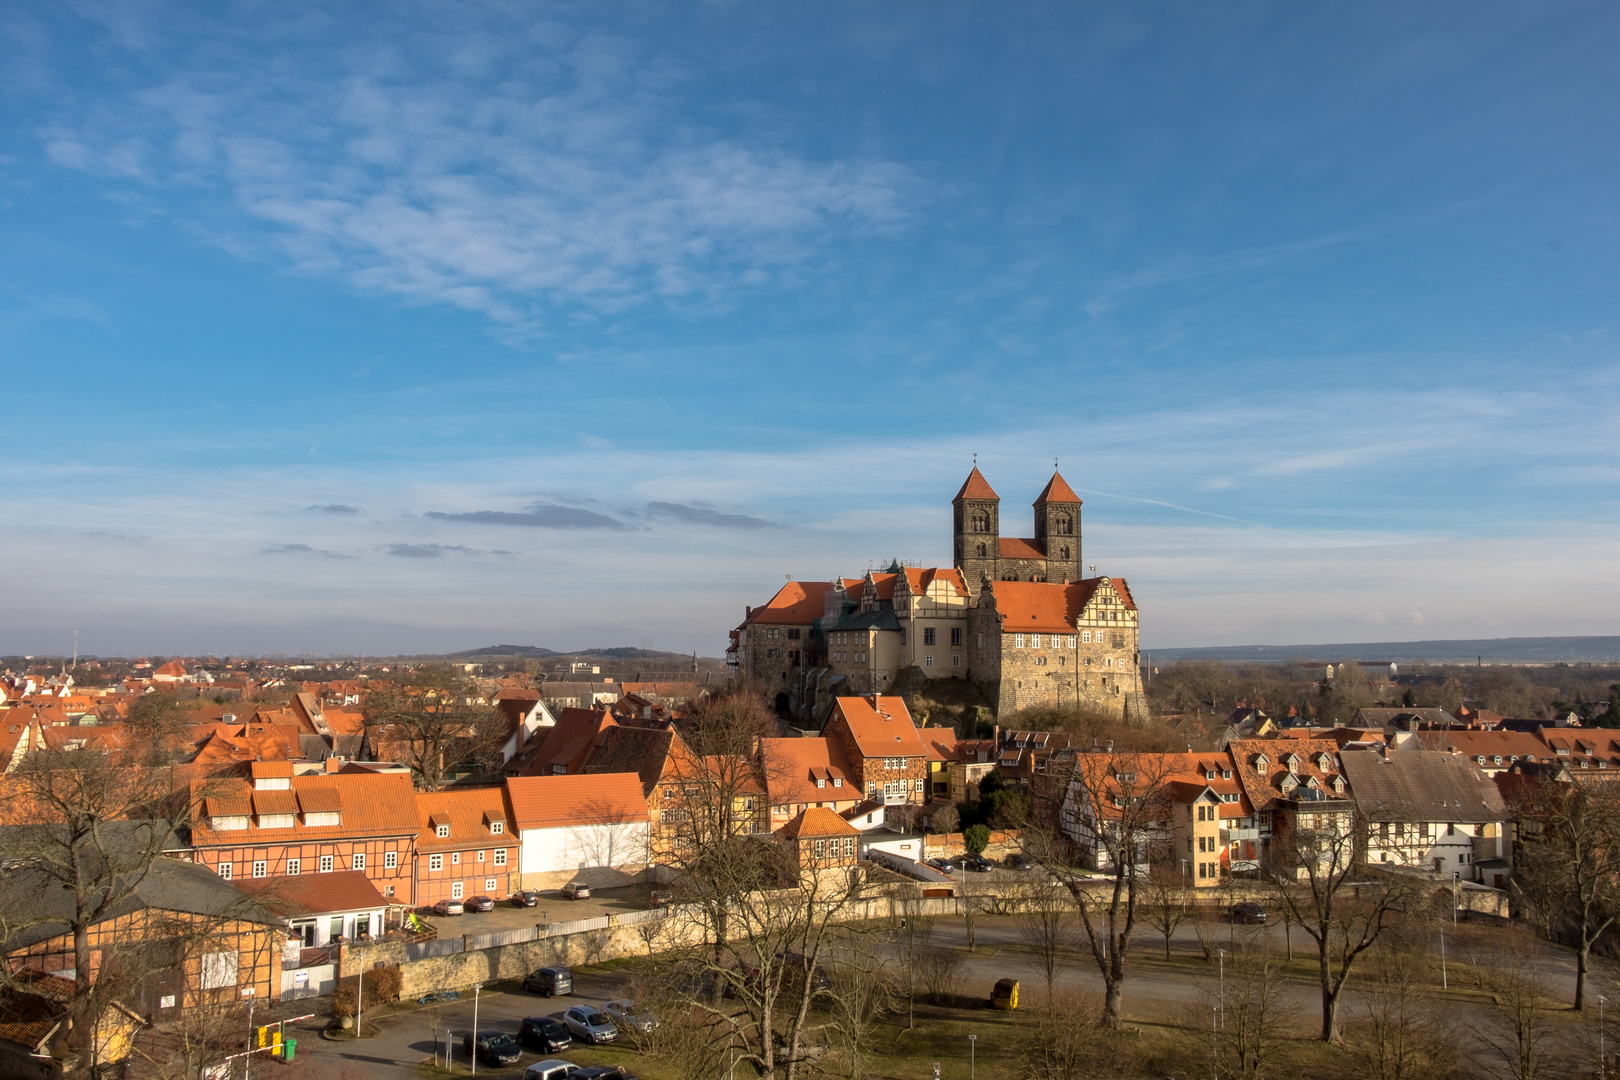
<box><xmin>1143</xmin><ymin>635</ymin><xmax>1620</xmax><ymax>665</ymax></box>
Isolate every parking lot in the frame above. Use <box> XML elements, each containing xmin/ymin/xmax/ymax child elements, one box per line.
<box><xmin>418</xmin><ymin>882</ymin><xmax>662</xmax><ymax>937</ymax></box>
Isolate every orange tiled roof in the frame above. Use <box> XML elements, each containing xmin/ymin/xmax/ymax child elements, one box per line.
<box><xmin>1228</xmin><ymin>739</ymin><xmax>1344</xmax><ymax>812</ymax></box>
<box><xmin>781</xmin><ymin>806</ymin><xmax>858</xmax><ymax>839</ymax></box>
<box><xmin>191</xmin><ymin>773</ymin><xmax>420</xmax><ymax>847</ymax></box>
<box><xmin>953</xmin><ymin>467</ymin><xmax>1000</xmax><ymax>502</ymax></box>
<box><xmin>762</xmin><ymin>737</ymin><xmax>856</xmax><ymax>804</ymax></box>
<box><xmin>989</xmin><ymin>578</ymin><xmax>1134</xmax><ymax>634</ymax></box>
<box><xmin>998</xmin><ymin>537</ymin><xmax>1046</xmax><ymax>561</ymax></box>
<box><xmin>505</xmin><ymin>773</ymin><xmax>651</xmax><ymax>830</ymax></box>
<box><xmin>235</xmin><ymin>869</ymin><xmax>388</xmax><ymax>916</ymax></box>
<box><xmin>831</xmin><ymin>696</ymin><xmax>926</xmax><ymax>759</ymax></box>
<box><xmin>414</xmin><ymin>786</ymin><xmax>514</xmax><ymax>853</ymax></box>
<box><xmin>1033</xmin><ymin>471</ymin><xmax>1081</xmax><ymax>505</ymax></box>
<box><xmin>749</xmin><ymin>581</ymin><xmax>835</xmax><ymax>625</ymax></box>
<box><xmin>900</xmin><ymin>567</ymin><xmax>969</xmax><ymax>598</ymax></box>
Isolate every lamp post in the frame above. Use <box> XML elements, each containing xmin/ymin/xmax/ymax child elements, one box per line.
<box><xmin>1452</xmin><ymin>871</ymin><xmax>1460</xmax><ymax>927</ymax></box>
<box><xmin>1218</xmin><ymin>948</ymin><xmax>1226</xmax><ymax>1029</ymax></box>
<box><xmin>470</xmin><ymin>984</ymin><xmax>481</xmax><ymax>1075</ymax></box>
<box><xmin>970</xmin><ymin>1034</ymin><xmax>977</xmax><ymax>1080</ymax></box>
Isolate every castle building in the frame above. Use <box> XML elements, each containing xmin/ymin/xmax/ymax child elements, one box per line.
<box><xmin>729</xmin><ymin>465</ymin><xmax>1144</xmax><ymax>721</ymax></box>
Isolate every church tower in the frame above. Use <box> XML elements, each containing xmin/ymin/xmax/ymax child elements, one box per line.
<box><xmin>953</xmin><ymin>466</ymin><xmax>1001</xmax><ymax>590</ymax></box>
<box><xmin>1033</xmin><ymin>470</ymin><xmax>1082</xmax><ymax>583</ymax></box>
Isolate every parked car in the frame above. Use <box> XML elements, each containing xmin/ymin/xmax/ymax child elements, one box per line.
<box><xmin>649</xmin><ymin>888</ymin><xmax>674</xmax><ymax>907</ymax></box>
<box><xmin>522</xmin><ymin>966</ymin><xmax>574</xmax><ymax>997</ymax></box>
<box><xmin>512</xmin><ymin>889</ymin><xmax>542</xmax><ymax>907</ymax></box>
<box><xmin>462</xmin><ymin>1030</ymin><xmax>522</xmax><ymax>1067</ymax></box>
<box><xmin>562</xmin><ymin>1005</ymin><xmax>618</xmax><ymax>1044</ymax></box>
<box><xmin>519</xmin><ymin>1016</ymin><xmax>573</xmax><ymax>1053</ymax></box>
<box><xmin>573</xmin><ymin>1067</ymin><xmax>640</xmax><ymax>1080</ymax></box>
<box><xmin>1004</xmin><ymin>853</ymin><xmax>1034</xmax><ymax>871</ymax></box>
<box><xmin>464</xmin><ymin>895</ymin><xmax>495</xmax><ymax>913</ymax></box>
<box><xmin>602</xmin><ymin>999</ymin><xmax>659</xmax><ymax>1034</ymax></box>
<box><xmin>561</xmin><ymin>881</ymin><xmax>592</xmax><ymax>900</ymax></box>
<box><xmin>925</xmin><ymin>857</ymin><xmax>957</xmax><ymax>874</ymax></box>
<box><xmin>959</xmin><ymin>854</ymin><xmax>994</xmax><ymax>873</ymax></box>
<box><xmin>524</xmin><ymin>1059</ymin><xmax>581</xmax><ymax>1080</ymax></box>
<box><xmin>432</xmin><ymin>898</ymin><xmax>464</xmax><ymax>916</ymax></box>
<box><xmin>1230</xmin><ymin>902</ymin><xmax>1268</xmax><ymax>925</ymax></box>
<box><xmin>418</xmin><ymin>990</ymin><xmax>462</xmax><ymax>1005</ymax></box>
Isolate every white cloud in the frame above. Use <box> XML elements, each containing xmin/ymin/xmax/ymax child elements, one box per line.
<box><xmin>34</xmin><ymin>17</ymin><xmax>920</xmax><ymax>336</ymax></box>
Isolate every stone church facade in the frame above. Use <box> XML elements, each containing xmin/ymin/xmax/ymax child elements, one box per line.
<box><xmin>731</xmin><ymin>465</ymin><xmax>1144</xmax><ymax>721</ymax></box>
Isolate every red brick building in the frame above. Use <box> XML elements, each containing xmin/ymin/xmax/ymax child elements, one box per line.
<box><xmin>823</xmin><ymin>696</ymin><xmax>928</xmax><ymax>805</ymax></box>
<box><xmin>189</xmin><ymin>764</ymin><xmax>421</xmax><ymax>903</ymax></box>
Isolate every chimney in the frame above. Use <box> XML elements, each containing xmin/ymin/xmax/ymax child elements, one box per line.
<box><xmin>993</xmin><ymin>724</ymin><xmax>1000</xmax><ymax>747</ymax></box>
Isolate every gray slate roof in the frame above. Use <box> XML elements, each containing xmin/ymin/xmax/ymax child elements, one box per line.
<box><xmin>1339</xmin><ymin>749</ymin><xmax>1507</xmax><ymax>823</ymax></box>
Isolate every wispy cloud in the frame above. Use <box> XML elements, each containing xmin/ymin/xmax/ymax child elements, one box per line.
<box><xmin>646</xmin><ymin>501</ymin><xmax>779</xmax><ymax>530</ymax></box>
<box><xmin>306</xmin><ymin>503</ymin><xmax>362</xmax><ymax>514</ymax></box>
<box><xmin>385</xmin><ymin>542</ymin><xmax>507</xmax><ymax>558</ymax></box>
<box><xmin>426</xmin><ymin>503</ymin><xmax>629</xmax><ymax>531</ymax></box>
<box><xmin>34</xmin><ymin>19</ymin><xmax>919</xmax><ymax>337</ymax></box>
<box><xmin>259</xmin><ymin>542</ymin><xmax>353</xmax><ymax>558</ymax></box>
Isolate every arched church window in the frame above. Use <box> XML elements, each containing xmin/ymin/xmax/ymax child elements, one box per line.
<box><xmin>1055</xmin><ymin>514</ymin><xmax>1072</xmax><ymax>535</ymax></box>
<box><xmin>1003</xmin><ymin>572</ymin><xmax>1018</xmax><ymax>581</ymax></box>
<box><xmin>976</xmin><ymin>543</ymin><xmax>987</xmax><ymax>558</ymax></box>
<box><xmin>1060</xmin><ymin>546</ymin><xmax>1069</xmax><ymax>560</ymax></box>
<box><xmin>971</xmin><ymin>511</ymin><xmax>989</xmax><ymax>532</ymax></box>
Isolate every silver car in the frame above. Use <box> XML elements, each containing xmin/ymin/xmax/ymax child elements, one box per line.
<box><xmin>561</xmin><ymin>1005</ymin><xmax>618</xmax><ymax>1044</ymax></box>
<box><xmin>602</xmin><ymin>999</ymin><xmax>658</xmax><ymax>1034</ymax></box>
<box><xmin>525</xmin><ymin>1059</ymin><xmax>580</xmax><ymax>1080</ymax></box>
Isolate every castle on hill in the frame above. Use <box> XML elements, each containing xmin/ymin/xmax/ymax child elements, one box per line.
<box><xmin>729</xmin><ymin>466</ymin><xmax>1144</xmax><ymax>723</ymax></box>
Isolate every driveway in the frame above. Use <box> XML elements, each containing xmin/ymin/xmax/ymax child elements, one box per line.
<box><xmin>419</xmin><ymin>884</ymin><xmax>660</xmax><ymax>937</ymax></box>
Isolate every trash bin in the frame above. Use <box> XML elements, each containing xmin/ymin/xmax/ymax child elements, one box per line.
<box><xmin>282</xmin><ymin>1037</ymin><xmax>296</xmax><ymax>1063</ymax></box>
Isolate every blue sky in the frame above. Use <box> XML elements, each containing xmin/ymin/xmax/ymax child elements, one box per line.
<box><xmin>2</xmin><ymin>1</ymin><xmax>1619</xmax><ymax>657</ymax></box>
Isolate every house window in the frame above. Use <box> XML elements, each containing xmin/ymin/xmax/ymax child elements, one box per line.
<box><xmin>1198</xmin><ymin>863</ymin><xmax>1207</xmax><ymax>879</ymax></box>
<box><xmin>451</xmin><ymin>882</ymin><xmax>463</xmax><ymax>899</ymax></box>
<box><xmin>436</xmin><ymin>824</ymin><xmax>451</xmax><ymax>838</ymax></box>
<box><xmin>924</xmin><ymin>627</ymin><xmax>936</xmax><ymax>646</ymax></box>
<box><xmin>1015</xmin><ymin>634</ymin><xmax>1024</xmax><ymax>648</ymax></box>
<box><xmin>486</xmin><ymin>878</ymin><xmax>497</xmax><ymax>891</ymax></box>
<box><xmin>843</xmin><ymin>837</ymin><xmax>855</xmax><ymax>856</ymax></box>
<box><xmin>286</xmin><ymin>859</ymin><xmax>300</xmax><ymax>875</ymax></box>
<box><xmin>951</xmin><ymin>628</ymin><xmax>963</xmax><ymax>646</ymax></box>
<box><xmin>384</xmin><ymin>851</ymin><xmax>398</xmax><ymax>869</ymax></box>
<box><xmin>252</xmin><ymin>861</ymin><xmax>267</xmax><ymax>878</ymax></box>
<box><xmin>925</xmin><ymin>656</ymin><xmax>934</xmax><ymax>667</ymax></box>
<box><xmin>813</xmin><ymin>839</ymin><xmax>826</xmax><ymax>858</ymax></box>
<box><xmin>201</xmin><ymin>951</ymin><xmax>239</xmax><ymax>990</ymax></box>
<box><xmin>953</xmin><ymin>655</ymin><xmax>961</xmax><ymax>667</ymax></box>
<box><xmin>478</xmin><ymin>850</ymin><xmax>485</xmax><ymax>862</ymax></box>
<box><xmin>217</xmin><ymin>862</ymin><xmax>232</xmax><ymax>880</ymax></box>
<box><xmin>319</xmin><ymin>855</ymin><xmax>334</xmax><ymax>873</ymax></box>
<box><xmin>1082</xmin><ymin>630</ymin><xmax>1091</xmax><ymax>643</ymax></box>
<box><xmin>490</xmin><ymin>821</ymin><xmax>504</xmax><ymax>835</ymax></box>
<box><xmin>429</xmin><ymin>854</ymin><xmax>443</xmax><ymax>871</ymax></box>
<box><xmin>384</xmin><ymin>885</ymin><xmax>395</xmax><ymax>897</ymax></box>
<box><xmin>452</xmin><ymin>852</ymin><xmax>460</xmax><ymax>865</ymax></box>
<box><xmin>494</xmin><ymin>849</ymin><xmax>507</xmax><ymax>866</ymax></box>
<box><xmin>833</xmin><ymin>778</ymin><xmax>842</xmax><ymax>787</ymax></box>
<box><xmin>353</xmin><ymin>853</ymin><xmax>365</xmax><ymax>871</ymax></box>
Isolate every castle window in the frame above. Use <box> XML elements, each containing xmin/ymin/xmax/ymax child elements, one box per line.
<box><xmin>1015</xmin><ymin>634</ymin><xmax>1024</xmax><ymax>648</ymax></box>
<box><xmin>953</xmin><ymin>655</ymin><xmax>961</xmax><ymax>666</ymax></box>
<box><xmin>1060</xmin><ymin>546</ymin><xmax>1069</xmax><ymax>559</ymax></box>
<box><xmin>1082</xmin><ymin>630</ymin><xmax>1091</xmax><ymax>643</ymax></box>
<box><xmin>971</xmin><ymin>511</ymin><xmax>989</xmax><ymax>532</ymax></box>
<box><xmin>1055</xmin><ymin>514</ymin><xmax>1072</xmax><ymax>535</ymax></box>
<box><xmin>976</xmin><ymin>543</ymin><xmax>986</xmax><ymax>557</ymax></box>
<box><xmin>924</xmin><ymin>627</ymin><xmax>936</xmax><ymax>646</ymax></box>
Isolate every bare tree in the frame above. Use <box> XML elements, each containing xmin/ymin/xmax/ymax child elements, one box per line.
<box><xmin>1018</xmin><ymin>988</ymin><xmax>1123</xmax><ymax>1080</ymax></box>
<box><xmin>1198</xmin><ymin>950</ymin><xmax>1289</xmax><ymax>1080</ymax></box>
<box><xmin>363</xmin><ymin>666</ymin><xmax>501</xmax><ymax>790</ymax></box>
<box><xmin>820</xmin><ymin>953</ymin><xmax>896</xmax><ymax>1080</ymax></box>
<box><xmin>1262</xmin><ymin>802</ymin><xmax>1416</xmax><ymax>1042</ymax></box>
<box><xmin>1140</xmin><ymin>867</ymin><xmax>1192</xmax><ymax>960</ymax></box>
<box><xmin>1354</xmin><ymin>934</ymin><xmax>1460</xmax><ymax>1080</ymax></box>
<box><xmin>1015</xmin><ymin>879</ymin><xmax>1076</xmax><ymax>1001</ymax></box>
<box><xmin>1028</xmin><ymin>750</ymin><xmax>1176</xmax><ymax>1028</ymax></box>
<box><xmin>1474</xmin><ymin>933</ymin><xmax>1562</xmax><ymax>1080</ymax></box>
<box><xmin>1507</xmin><ymin>776</ymin><xmax>1620</xmax><ymax>1009</ymax></box>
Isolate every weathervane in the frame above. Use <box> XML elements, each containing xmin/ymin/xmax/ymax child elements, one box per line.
<box><xmin>972</xmin><ymin>452</ymin><xmax>977</xmax><ymax>465</ymax></box>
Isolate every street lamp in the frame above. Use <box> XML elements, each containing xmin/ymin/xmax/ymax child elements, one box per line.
<box><xmin>470</xmin><ymin>983</ymin><xmax>482</xmax><ymax>1076</ymax></box>
<box><xmin>970</xmin><ymin>1034</ymin><xmax>977</xmax><ymax>1080</ymax></box>
<box><xmin>1218</xmin><ymin>948</ymin><xmax>1226</xmax><ymax>1029</ymax></box>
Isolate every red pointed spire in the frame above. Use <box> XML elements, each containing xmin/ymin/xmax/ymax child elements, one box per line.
<box><xmin>1033</xmin><ymin>470</ymin><xmax>1081</xmax><ymax>506</ymax></box>
<box><xmin>953</xmin><ymin>466</ymin><xmax>1000</xmax><ymax>502</ymax></box>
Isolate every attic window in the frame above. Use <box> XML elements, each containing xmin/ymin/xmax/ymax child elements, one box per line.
<box><xmin>436</xmin><ymin>824</ymin><xmax>452</xmax><ymax>837</ymax></box>
<box><xmin>817</xmin><ymin>777</ymin><xmax>826</xmax><ymax>789</ymax></box>
<box><xmin>833</xmin><ymin>778</ymin><xmax>842</xmax><ymax>787</ymax></box>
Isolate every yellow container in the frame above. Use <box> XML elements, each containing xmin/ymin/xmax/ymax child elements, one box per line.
<box><xmin>991</xmin><ymin>978</ymin><xmax>1019</xmax><ymax>1011</ymax></box>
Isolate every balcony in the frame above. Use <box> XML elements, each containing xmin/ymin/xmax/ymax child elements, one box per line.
<box><xmin>1222</xmin><ymin>826</ymin><xmax>1259</xmax><ymax>843</ymax></box>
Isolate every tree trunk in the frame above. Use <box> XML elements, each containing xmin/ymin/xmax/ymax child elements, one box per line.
<box><xmin>1103</xmin><ymin>979</ymin><xmax>1125</xmax><ymax>1029</ymax></box>
<box><xmin>1575</xmin><ymin>940</ymin><xmax>1591</xmax><ymax>1011</ymax></box>
<box><xmin>1320</xmin><ymin>976</ymin><xmax>1340</xmax><ymax>1043</ymax></box>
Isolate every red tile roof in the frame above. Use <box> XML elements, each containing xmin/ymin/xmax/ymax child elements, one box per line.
<box><xmin>749</xmin><ymin>581</ymin><xmax>835</xmax><ymax>624</ymax></box>
<box><xmin>830</xmin><ymin>697</ymin><xmax>926</xmax><ymax>759</ymax></box>
<box><xmin>762</xmin><ymin>737</ymin><xmax>856</xmax><ymax>804</ymax></box>
<box><xmin>505</xmin><ymin>773</ymin><xmax>651</xmax><ymax>830</ymax></box>
<box><xmin>998</xmin><ymin>537</ymin><xmax>1046</xmax><ymax>560</ymax></box>
<box><xmin>988</xmin><ymin>578</ymin><xmax>1134</xmax><ymax>634</ymax></box>
<box><xmin>1033</xmin><ymin>471</ymin><xmax>1081</xmax><ymax>505</ymax></box>
<box><xmin>953</xmin><ymin>467</ymin><xmax>1000</xmax><ymax>502</ymax></box>
<box><xmin>900</xmin><ymin>567</ymin><xmax>969</xmax><ymax>598</ymax></box>
<box><xmin>414</xmin><ymin>786</ymin><xmax>514</xmax><ymax>853</ymax></box>
<box><xmin>780</xmin><ymin>806</ymin><xmax>859</xmax><ymax>839</ymax></box>
<box><xmin>234</xmin><ymin>870</ymin><xmax>388</xmax><ymax>916</ymax></box>
<box><xmin>191</xmin><ymin>773</ymin><xmax>420</xmax><ymax>847</ymax></box>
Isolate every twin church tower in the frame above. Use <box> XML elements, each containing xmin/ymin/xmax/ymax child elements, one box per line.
<box><xmin>952</xmin><ymin>465</ymin><xmax>1084</xmax><ymax>588</ymax></box>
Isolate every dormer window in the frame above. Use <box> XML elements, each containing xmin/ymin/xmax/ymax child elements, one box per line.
<box><xmin>817</xmin><ymin>777</ymin><xmax>826</xmax><ymax>789</ymax></box>
<box><xmin>1253</xmin><ymin>753</ymin><xmax>1269</xmax><ymax>770</ymax></box>
<box><xmin>1222</xmin><ymin>770</ymin><xmax>1232</xmax><ymax>780</ymax></box>
<box><xmin>833</xmin><ymin>778</ymin><xmax>842</xmax><ymax>787</ymax></box>
<box><xmin>437</xmin><ymin>823</ymin><xmax>452</xmax><ymax>837</ymax></box>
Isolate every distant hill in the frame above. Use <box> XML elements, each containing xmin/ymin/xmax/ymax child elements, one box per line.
<box><xmin>452</xmin><ymin>644</ymin><xmax>559</xmax><ymax>658</ymax></box>
<box><xmin>1144</xmin><ymin>636</ymin><xmax>1620</xmax><ymax>666</ymax></box>
<box><xmin>440</xmin><ymin>644</ymin><xmax>726</xmax><ymax>672</ymax></box>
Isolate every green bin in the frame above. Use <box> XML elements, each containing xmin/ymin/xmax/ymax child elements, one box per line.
<box><xmin>282</xmin><ymin>1037</ymin><xmax>295</xmax><ymax>1063</ymax></box>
